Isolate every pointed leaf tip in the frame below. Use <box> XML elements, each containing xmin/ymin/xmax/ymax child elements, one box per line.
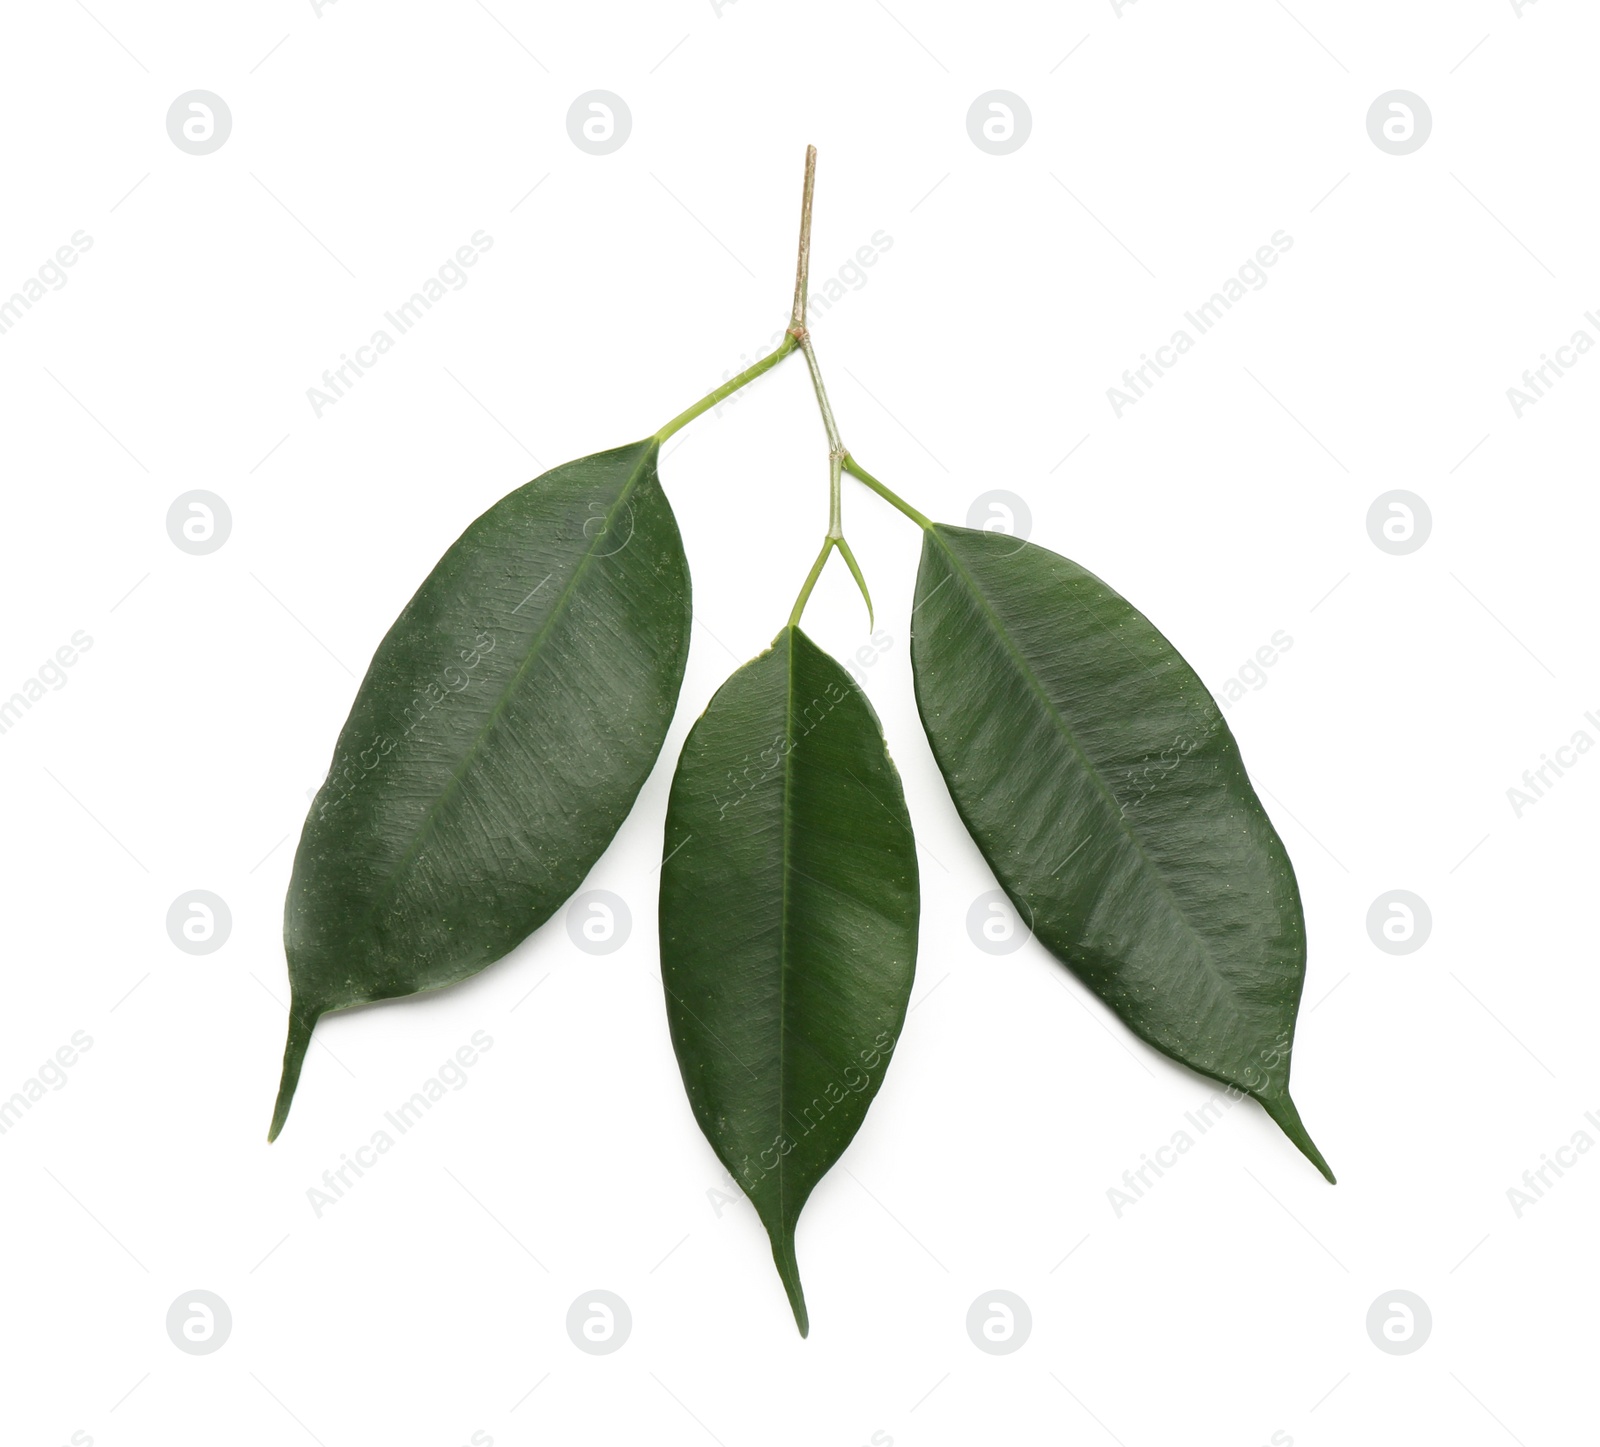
<box><xmin>774</xmin><ymin>1232</ymin><xmax>810</xmax><ymax>1337</ymax></box>
<box><xmin>1259</xmin><ymin>1090</ymin><xmax>1336</xmax><ymax>1184</ymax></box>
<box><xmin>268</xmin><ymin>1004</ymin><xmax>319</xmax><ymax>1144</ymax></box>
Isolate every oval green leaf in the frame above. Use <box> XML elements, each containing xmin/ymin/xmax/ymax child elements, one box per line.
<box><xmin>911</xmin><ymin>523</ymin><xmax>1333</xmax><ymax>1181</ymax></box>
<box><xmin>271</xmin><ymin>439</ymin><xmax>690</xmax><ymax>1140</ymax></box>
<box><xmin>659</xmin><ymin>625</ymin><xmax>920</xmax><ymax>1334</ymax></box>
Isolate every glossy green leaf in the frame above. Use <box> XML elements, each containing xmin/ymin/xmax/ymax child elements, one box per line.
<box><xmin>271</xmin><ymin>439</ymin><xmax>690</xmax><ymax>1141</ymax></box>
<box><xmin>659</xmin><ymin>626</ymin><xmax>920</xmax><ymax>1334</ymax></box>
<box><xmin>910</xmin><ymin>524</ymin><xmax>1333</xmax><ymax>1181</ymax></box>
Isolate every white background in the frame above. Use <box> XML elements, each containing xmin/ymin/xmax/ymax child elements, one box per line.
<box><xmin>1</xmin><ymin>1</ymin><xmax>1595</xmax><ymax>1444</ymax></box>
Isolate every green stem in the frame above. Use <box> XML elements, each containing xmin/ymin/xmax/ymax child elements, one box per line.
<box><xmin>653</xmin><ymin>331</ymin><xmax>798</xmax><ymax>443</ymax></box>
<box><xmin>835</xmin><ymin>537</ymin><xmax>874</xmax><ymax>627</ymax></box>
<box><xmin>781</xmin><ymin>147</ymin><xmax>873</xmax><ymax>630</ymax></box>
<box><xmin>842</xmin><ymin>455</ymin><xmax>933</xmax><ymax>530</ymax></box>
<box><xmin>787</xmin><ymin>536</ymin><xmax>835</xmax><ymax>628</ymax></box>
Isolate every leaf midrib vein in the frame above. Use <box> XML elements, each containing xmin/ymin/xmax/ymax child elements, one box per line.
<box><xmin>775</xmin><ymin>628</ymin><xmax>798</xmax><ymax>1229</ymax></box>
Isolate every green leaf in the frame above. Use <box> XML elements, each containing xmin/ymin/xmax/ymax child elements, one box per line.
<box><xmin>910</xmin><ymin>524</ymin><xmax>1333</xmax><ymax>1181</ymax></box>
<box><xmin>659</xmin><ymin>625</ymin><xmax>920</xmax><ymax>1334</ymax></box>
<box><xmin>271</xmin><ymin>439</ymin><xmax>690</xmax><ymax>1141</ymax></box>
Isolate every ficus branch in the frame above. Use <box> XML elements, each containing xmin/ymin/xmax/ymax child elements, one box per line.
<box><xmin>655</xmin><ymin>144</ymin><xmax>926</xmax><ymax>629</ymax></box>
<box><xmin>786</xmin><ymin>145</ymin><xmax>877</xmax><ymax>628</ymax></box>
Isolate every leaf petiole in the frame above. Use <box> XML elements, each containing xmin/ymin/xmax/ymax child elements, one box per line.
<box><xmin>785</xmin><ymin>532</ymin><xmax>875</xmax><ymax>629</ymax></box>
<box><xmin>842</xmin><ymin>455</ymin><xmax>933</xmax><ymax>530</ymax></box>
<box><xmin>787</xmin><ymin>536</ymin><xmax>836</xmax><ymax>628</ymax></box>
<box><xmin>653</xmin><ymin>330</ymin><xmax>799</xmax><ymax>443</ymax></box>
